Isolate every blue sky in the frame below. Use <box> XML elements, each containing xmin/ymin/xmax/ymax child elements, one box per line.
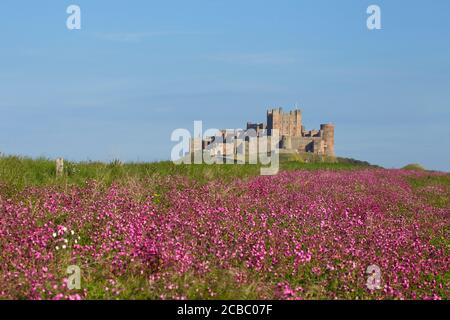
<box><xmin>0</xmin><ymin>0</ymin><xmax>449</xmax><ymax>171</ymax></box>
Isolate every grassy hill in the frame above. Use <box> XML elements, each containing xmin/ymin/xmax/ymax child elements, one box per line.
<box><xmin>0</xmin><ymin>153</ymin><xmax>376</xmax><ymax>191</ymax></box>
<box><xmin>0</xmin><ymin>153</ymin><xmax>448</xmax><ymax>300</ymax></box>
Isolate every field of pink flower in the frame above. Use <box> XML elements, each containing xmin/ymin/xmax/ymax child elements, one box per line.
<box><xmin>0</xmin><ymin>168</ymin><xmax>448</xmax><ymax>300</ymax></box>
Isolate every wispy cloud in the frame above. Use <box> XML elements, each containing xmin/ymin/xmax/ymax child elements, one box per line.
<box><xmin>208</xmin><ymin>52</ymin><xmax>299</xmax><ymax>65</ymax></box>
<box><xmin>94</xmin><ymin>31</ymin><xmax>207</xmax><ymax>43</ymax></box>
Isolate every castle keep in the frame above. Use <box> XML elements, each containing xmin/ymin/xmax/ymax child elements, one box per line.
<box><xmin>265</xmin><ymin>108</ymin><xmax>335</xmax><ymax>156</ymax></box>
<box><xmin>191</xmin><ymin>108</ymin><xmax>335</xmax><ymax>158</ymax></box>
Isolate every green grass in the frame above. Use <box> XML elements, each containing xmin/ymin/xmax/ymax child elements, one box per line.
<box><xmin>407</xmin><ymin>173</ymin><xmax>450</xmax><ymax>208</ymax></box>
<box><xmin>402</xmin><ymin>163</ymin><xmax>426</xmax><ymax>171</ymax></box>
<box><xmin>408</xmin><ymin>174</ymin><xmax>450</xmax><ymax>188</ymax></box>
<box><xmin>0</xmin><ymin>154</ymin><xmax>375</xmax><ymax>194</ymax></box>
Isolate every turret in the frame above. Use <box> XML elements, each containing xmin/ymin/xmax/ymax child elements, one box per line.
<box><xmin>320</xmin><ymin>124</ymin><xmax>335</xmax><ymax>157</ymax></box>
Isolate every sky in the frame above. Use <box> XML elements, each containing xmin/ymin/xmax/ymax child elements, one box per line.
<box><xmin>0</xmin><ymin>0</ymin><xmax>449</xmax><ymax>171</ymax></box>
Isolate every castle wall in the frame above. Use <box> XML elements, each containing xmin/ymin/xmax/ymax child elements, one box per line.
<box><xmin>190</xmin><ymin>108</ymin><xmax>335</xmax><ymax>159</ymax></box>
<box><xmin>291</xmin><ymin>136</ymin><xmax>326</xmax><ymax>154</ymax></box>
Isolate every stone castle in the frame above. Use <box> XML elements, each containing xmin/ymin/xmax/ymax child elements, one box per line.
<box><xmin>191</xmin><ymin>108</ymin><xmax>335</xmax><ymax>158</ymax></box>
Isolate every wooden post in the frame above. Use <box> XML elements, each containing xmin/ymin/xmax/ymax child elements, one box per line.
<box><xmin>56</xmin><ymin>158</ymin><xmax>64</xmax><ymax>177</ymax></box>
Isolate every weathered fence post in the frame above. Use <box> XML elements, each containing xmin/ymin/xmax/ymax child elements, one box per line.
<box><xmin>56</xmin><ymin>158</ymin><xmax>64</xmax><ymax>177</ymax></box>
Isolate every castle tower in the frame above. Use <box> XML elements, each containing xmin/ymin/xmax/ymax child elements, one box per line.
<box><xmin>290</xmin><ymin>109</ymin><xmax>302</xmax><ymax>137</ymax></box>
<box><xmin>267</xmin><ymin>108</ymin><xmax>281</xmax><ymax>136</ymax></box>
<box><xmin>320</xmin><ymin>124</ymin><xmax>335</xmax><ymax>157</ymax></box>
<box><xmin>267</xmin><ymin>108</ymin><xmax>302</xmax><ymax>137</ymax></box>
